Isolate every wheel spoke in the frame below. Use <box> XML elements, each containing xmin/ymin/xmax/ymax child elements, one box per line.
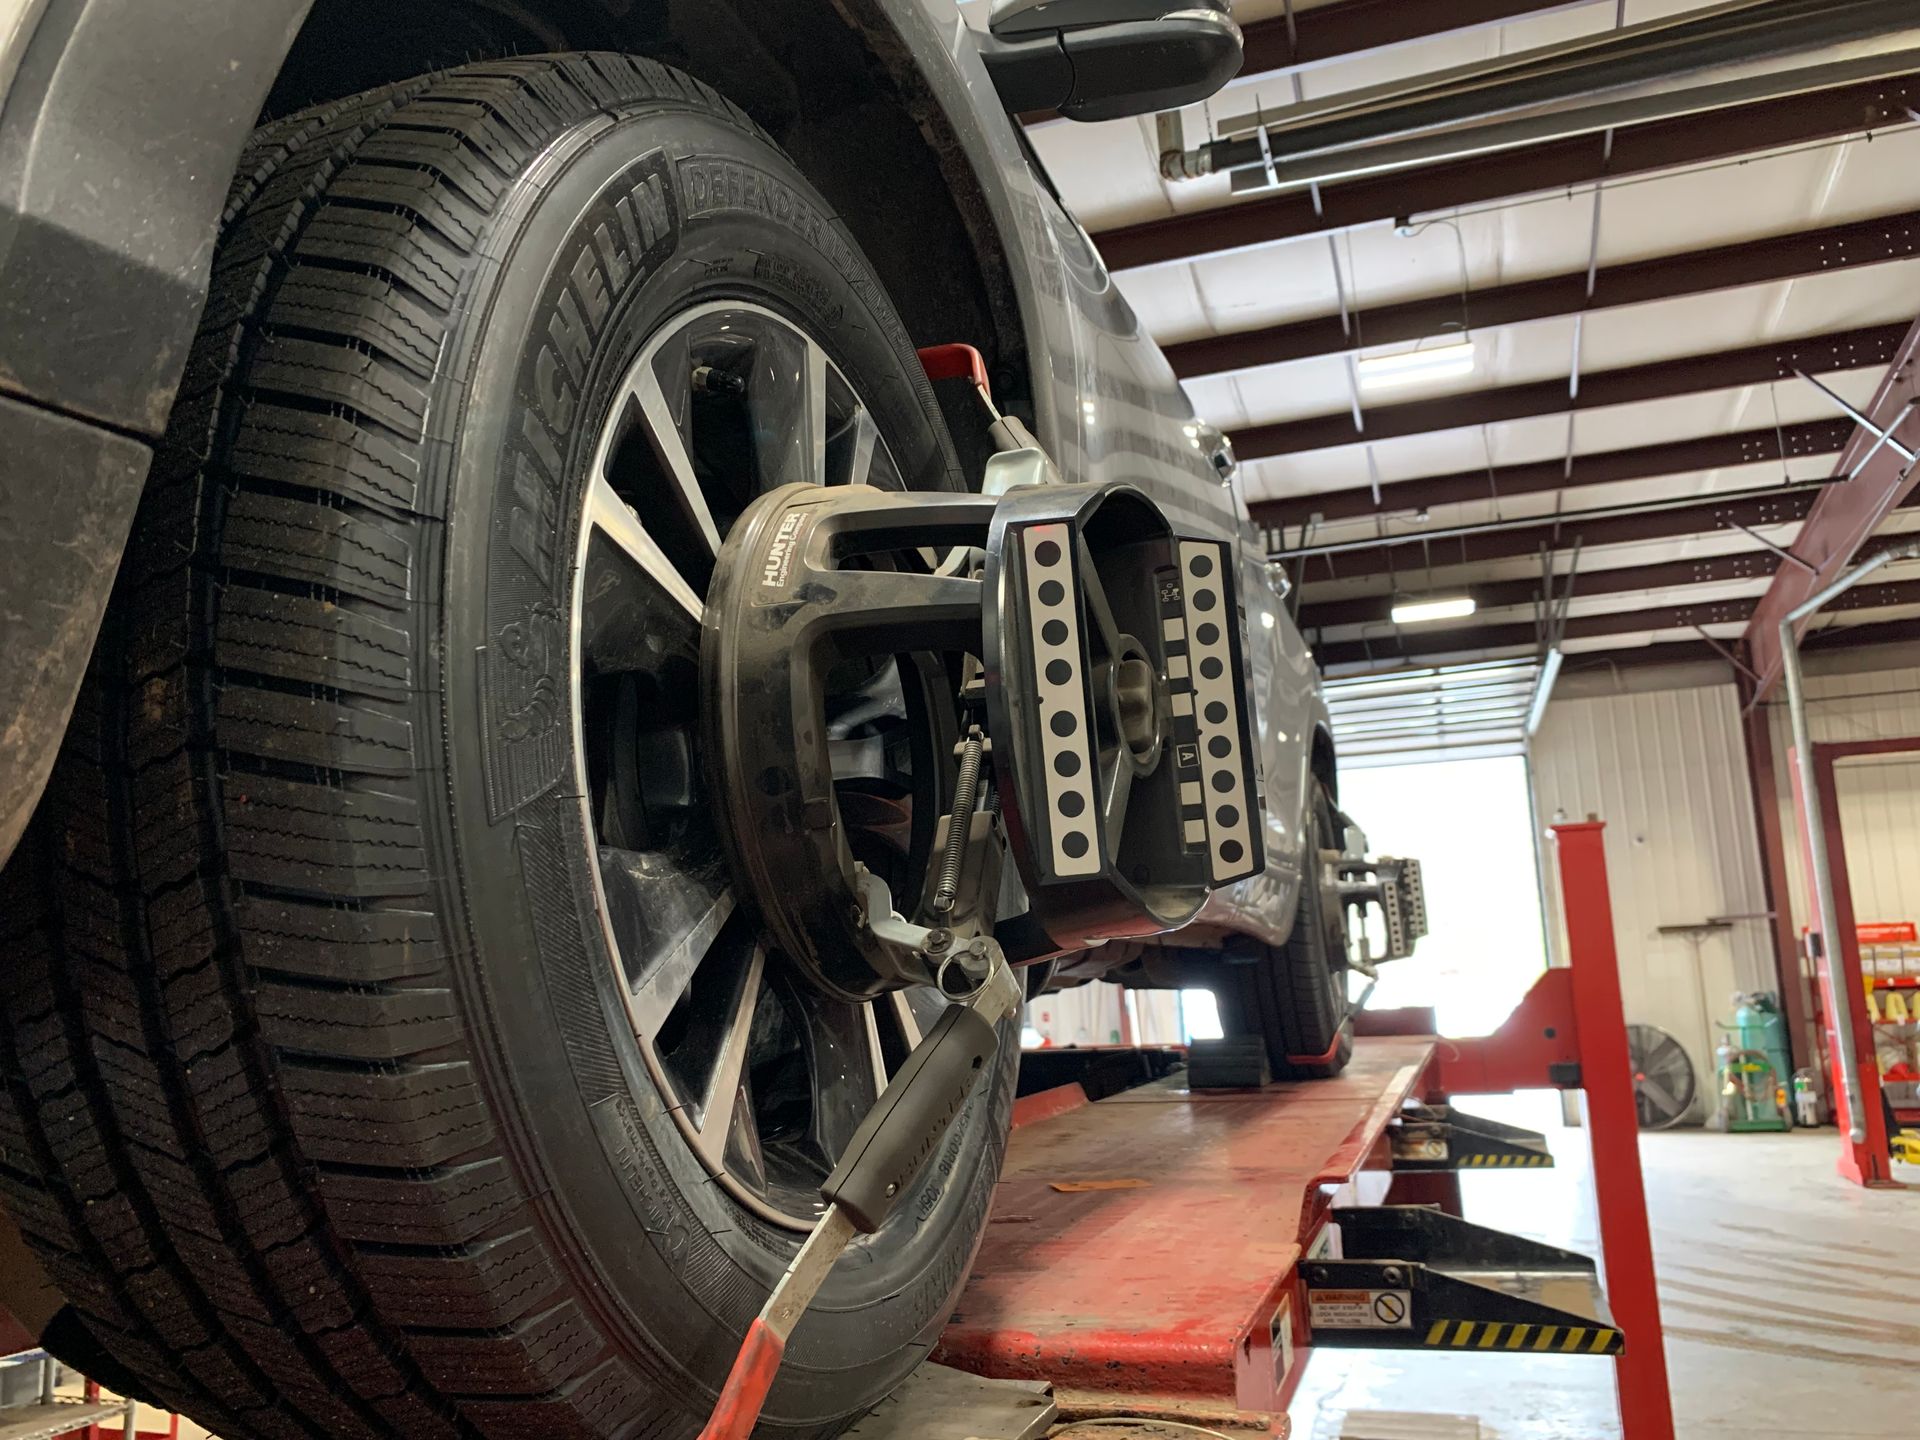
<box><xmin>750</xmin><ymin>325</ymin><xmax>831</xmax><ymax>491</ymax></box>
<box><xmin>724</xmin><ymin>1085</ymin><xmax>770</xmax><ymax>1192</ymax></box>
<box><xmin>834</xmin><ymin>403</ymin><xmax>881</xmax><ymax>489</ymax></box>
<box><xmin>861</xmin><ymin>1003</ymin><xmax>890</xmax><ymax>1094</ymax></box>
<box><xmin>798</xmin><ymin>998</ymin><xmax>885</xmax><ymax>1165</ymax></box>
<box><xmin>690</xmin><ymin>942</ymin><xmax>766</xmax><ymax>1169</ymax></box>
<box><xmin>598</xmin><ymin>845</ymin><xmax>735</xmax><ymax>1038</ymax></box>
<box><xmin>891</xmin><ymin>990</ymin><xmax>925</xmax><ymax>1050</ymax></box>
<box><xmin>803</xmin><ymin>336</ymin><xmax>829</xmax><ymax>486</ymax></box>
<box><xmin>630</xmin><ymin>365</ymin><xmax>723</xmax><ymax>556</ymax></box>
<box><xmin>586</xmin><ymin>472</ymin><xmax>705</xmax><ymax>624</ymax></box>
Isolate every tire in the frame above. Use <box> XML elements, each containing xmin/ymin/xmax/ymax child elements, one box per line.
<box><xmin>1219</xmin><ymin>781</ymin><xmax>1353</xmax><ymax>1080</ymax></box>
<box><xmin>0</xmin><ymin>54</ymin><xmax>1015</xmax><ymax>1440</ymax></box>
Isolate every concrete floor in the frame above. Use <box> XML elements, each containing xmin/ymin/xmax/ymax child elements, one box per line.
<box><xmin>1289</xmin><ymin>1093</ymin><xmax>1920</xmax><ymax>1440</ymax></box>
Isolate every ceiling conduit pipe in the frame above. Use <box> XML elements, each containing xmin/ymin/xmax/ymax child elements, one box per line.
<box><xmin>1781</xmin><ymin>538</ymin><xmax>1920</xmax><ymax>1143</ymax></box>
<box><xmin>1159</xmin><ymin>0</ymin><xmax>1920</xmax><ymax>185</ymax></box>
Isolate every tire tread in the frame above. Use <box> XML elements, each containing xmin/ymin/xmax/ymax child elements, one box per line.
<box><xmin>0</xmin><ymin>53</ymin><xmax>757</xmax><ymax>1439</ymax></box>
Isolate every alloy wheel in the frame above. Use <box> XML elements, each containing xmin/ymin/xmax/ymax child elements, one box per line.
<box><xmin>566</xmin><ymin>301</ymin><xmax>947</xmax><ymax>1228</ymax></box>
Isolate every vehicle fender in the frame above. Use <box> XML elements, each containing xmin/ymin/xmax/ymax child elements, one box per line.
<box><xmin>0</xmin><ymin>0</ymin><xmax>313</xmax><ymax>434</ymax></box>
<box><xmin>0</xmin><ymin>0</ymin><xmax>311</xmax><ymax>865</ymax></box>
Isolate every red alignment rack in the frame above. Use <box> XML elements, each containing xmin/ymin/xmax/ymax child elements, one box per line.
<box><xmin>935</xmin><ymin>822</ymin><xmax>1675</xmax><ymax>1439</ymax></box>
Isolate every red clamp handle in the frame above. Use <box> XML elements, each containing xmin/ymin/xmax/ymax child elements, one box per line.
<box><xmin>696</xmin><ymin>1318</ymin><xmax>786</xmax><ymax>1440</ymax></box>
<box><xmin>917</xmin><ymin>343</ymin><xmax>992</xmax><ymax>399</ymax></box>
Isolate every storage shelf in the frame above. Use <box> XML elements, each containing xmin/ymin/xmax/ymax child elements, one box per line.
<box><xmin>1871</xmin><ymin>977</ymin><xmax>1920</xmax><ymax>991</ymax></box>
<box><xmin>0</xmin><ymin>1400</ymin><xmax>127</xmax><ymax>1440</ymax></box>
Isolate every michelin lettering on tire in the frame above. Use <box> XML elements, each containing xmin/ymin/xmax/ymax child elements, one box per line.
<box><xmin>482</xmin><ymin>151</ymin><xmax>679</xmax><ymax>822</ymax></box>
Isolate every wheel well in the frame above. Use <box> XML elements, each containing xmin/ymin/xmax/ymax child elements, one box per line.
<box><xmin>264</xmin><ymin>0</ymin><xmax>1030</xmax><ymax>419</ymax></box>
<box><xmin>1310</xmin><ymin>725</ymin><xmax>1338</xmax><ymax>803</ymax></box>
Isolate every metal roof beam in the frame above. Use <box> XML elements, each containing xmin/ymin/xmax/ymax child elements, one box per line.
<box><xmin>1331</xmin><ymin>613</ymin><xmax>1920</xmax><ymax>678</ymax></box>
<box><xmin>1298</xmin><ymin>551</ymin><xmax>1789</xmax><ymax>630</ymax></box>
<box><xmin>1241</xmin><ymin>0</ymin><xmax>1601</xmax><ymax>78</ymax></box>
<box><xmin>1744</xmin><ymin>314</ymin><xmax>1920</xmax><ymax>696</ymax></box>
<box><xmin>1250</xmin><ymin>420</ymin><xmax>1850</xmax><ymax>531</ymax></box>
<box><xmin>1288</xmin><ymin>490</ymin><xmax>1835</xmax><ymax>580</ymax></box>
<box><xmin>1235</xmin><ymin>323</ymin><xmax>1905</xmax><ymax>459</ymax></box>
<box><xmin>1096</xmin><ymin>76</ymin><xmax>1920</xmax><ymax>272</ymax></box>
<box><xmin>1315</xmin><ymin>578</ymin><xmax>1920</xmax><ymax>666</ymax></box>
<box><xmin>1166</xmin><ymin>213</ymin><xmax>1920</xmax><ymax>381</ymax></box>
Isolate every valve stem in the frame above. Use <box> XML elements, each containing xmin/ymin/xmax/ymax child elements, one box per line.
<box><xmin>692</xmin><ymin>363</ymin><xmax>745</xmax><ymax>396</ymax></box>
<box><xmin>931</xmin><ymin>726</ymin><xmax>986</xmax><ymax>916</ymax></box>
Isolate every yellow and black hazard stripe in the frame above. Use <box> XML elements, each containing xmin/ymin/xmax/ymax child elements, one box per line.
<box><xmin>1421</xmin><ymin>1320</ymin><xmax>1621</xmax><ymax>1354</ymax></box>
<box><xmin>1456</xmin><ymin>1152</ymin><xmax>1554</xmax><ymax>1168</ymax></box>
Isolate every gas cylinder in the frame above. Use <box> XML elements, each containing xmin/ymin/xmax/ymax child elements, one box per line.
<box><xmin>1792</xmin><ymin>1069</ymin><xmax>1822</xmax><ymax>1126</ymax></box>
<box><xmin>1733</xmin><ymin>992</ymin><xmax>1795</xmax><ymax>1124</ymax></box>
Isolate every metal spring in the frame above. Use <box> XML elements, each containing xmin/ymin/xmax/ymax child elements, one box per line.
<box><xmin>931</xmin><ymin>726</ymin><xmax>985</xmax><ymax>915</ymax></box>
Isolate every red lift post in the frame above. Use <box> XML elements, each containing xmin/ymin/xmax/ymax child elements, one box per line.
<box><xmin>936</xmin><ymin>821</ymin><xmax>1675</xmax><ymax>1439</ymax></box>
<box><xmin>1432</xmin><ymin>821</ymin><xmax>1676</xmax><ymax>1439</ymax></box>
<box><xmin>1790</xmin><ymin>734</ymin><xmax>1920</xmax><ymax>1187</ymax></box>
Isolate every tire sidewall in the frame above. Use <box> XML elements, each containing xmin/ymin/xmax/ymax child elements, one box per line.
<box><xmin>1297</xmin><ymin>792</ymin><xmax>1354</xmax><ymax>1048</ymax></box>
<box><xmin>429</xmin><ymin>100</ymin><xmax>1012</xmax><ymax>1422</ymax></box>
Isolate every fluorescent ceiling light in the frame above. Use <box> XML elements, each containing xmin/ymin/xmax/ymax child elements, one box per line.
<box><xmin>1391</xmin><ymin>595</ymin><xmax>1477</xmax><ymax>625</ymax></box>
<box><xmin>1357</xmin><ymin>339</ymin><xmax>1475</xmax><ymax>389</ymax></box>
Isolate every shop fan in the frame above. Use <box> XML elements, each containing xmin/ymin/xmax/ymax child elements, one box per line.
<box><xmin>1626</xmin><ymin>1023</ymin><xmax>1696</xmax><ymax>1129</ymax></box>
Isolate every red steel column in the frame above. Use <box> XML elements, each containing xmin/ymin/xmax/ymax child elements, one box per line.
<box><xmin>1799</xmin><ymin>749</ymin><xmax>1894</xmax><ymax>1185</ymax></box>
<box><xmin>1551</xmin><ymin>822</ymin><xmax>1676</xmax><ymax>1440</ymax></box>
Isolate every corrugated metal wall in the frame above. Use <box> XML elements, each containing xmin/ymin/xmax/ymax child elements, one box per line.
<box><xmin>1764</xmin><ymin>661</ymin><xmax>1920</xmax><ymax>932</ymax></box>
<box><xmin>1530</xmin><ymin>684</ymin><xmax>1773</xmax><ymax>1089</ymax></box>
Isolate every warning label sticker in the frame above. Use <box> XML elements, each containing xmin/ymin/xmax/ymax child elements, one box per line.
<box><xmin>1307</xmin><ymin>1288</ymin><xmax>1413</xmax><ymax>1329</ymax></box>
<box><xmin>1270</xmin><ymin>1296</ymin><xmax>1294</xmax><ymax>1388</ymax></box>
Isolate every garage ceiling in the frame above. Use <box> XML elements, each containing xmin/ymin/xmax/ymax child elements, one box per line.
<box><xmin>1023</xmin><ymin>0</ymin><xmax>1920</xmax><ymax>682</ymax></box>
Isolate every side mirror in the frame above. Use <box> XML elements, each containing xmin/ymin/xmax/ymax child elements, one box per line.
<box><xmin>981</xmin><ymin>0</ymin><xmax>1242</xmax><ymax>123</ymax></box>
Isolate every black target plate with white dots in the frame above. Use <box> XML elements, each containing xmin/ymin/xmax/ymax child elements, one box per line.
<box><xmin>1174</xmin><ymin>540</ymin><xmax>1262</xmax><ymax>885</ymax></box>
<box><xmin>983</xmin><ymin>482</ymin><xmax>1265</xmax><ymax>950</ymax></box>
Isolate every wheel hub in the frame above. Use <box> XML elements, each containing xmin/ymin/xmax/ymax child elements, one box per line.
<box><xmin>1107</xmin><ymin>644</ymin><xmax>1162</xmax><ymax>767</ymax></box>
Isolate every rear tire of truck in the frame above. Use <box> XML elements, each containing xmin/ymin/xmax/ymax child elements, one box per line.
<box><xmin>1220</xmin><ymin>781</ymin><xmax>1353</xmax><ymax>1079</ymax></box>
<box><xmin>0</xmin><ymin>54</ymin><xmax>1015</xmax><ymax>1440</ymax></box>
